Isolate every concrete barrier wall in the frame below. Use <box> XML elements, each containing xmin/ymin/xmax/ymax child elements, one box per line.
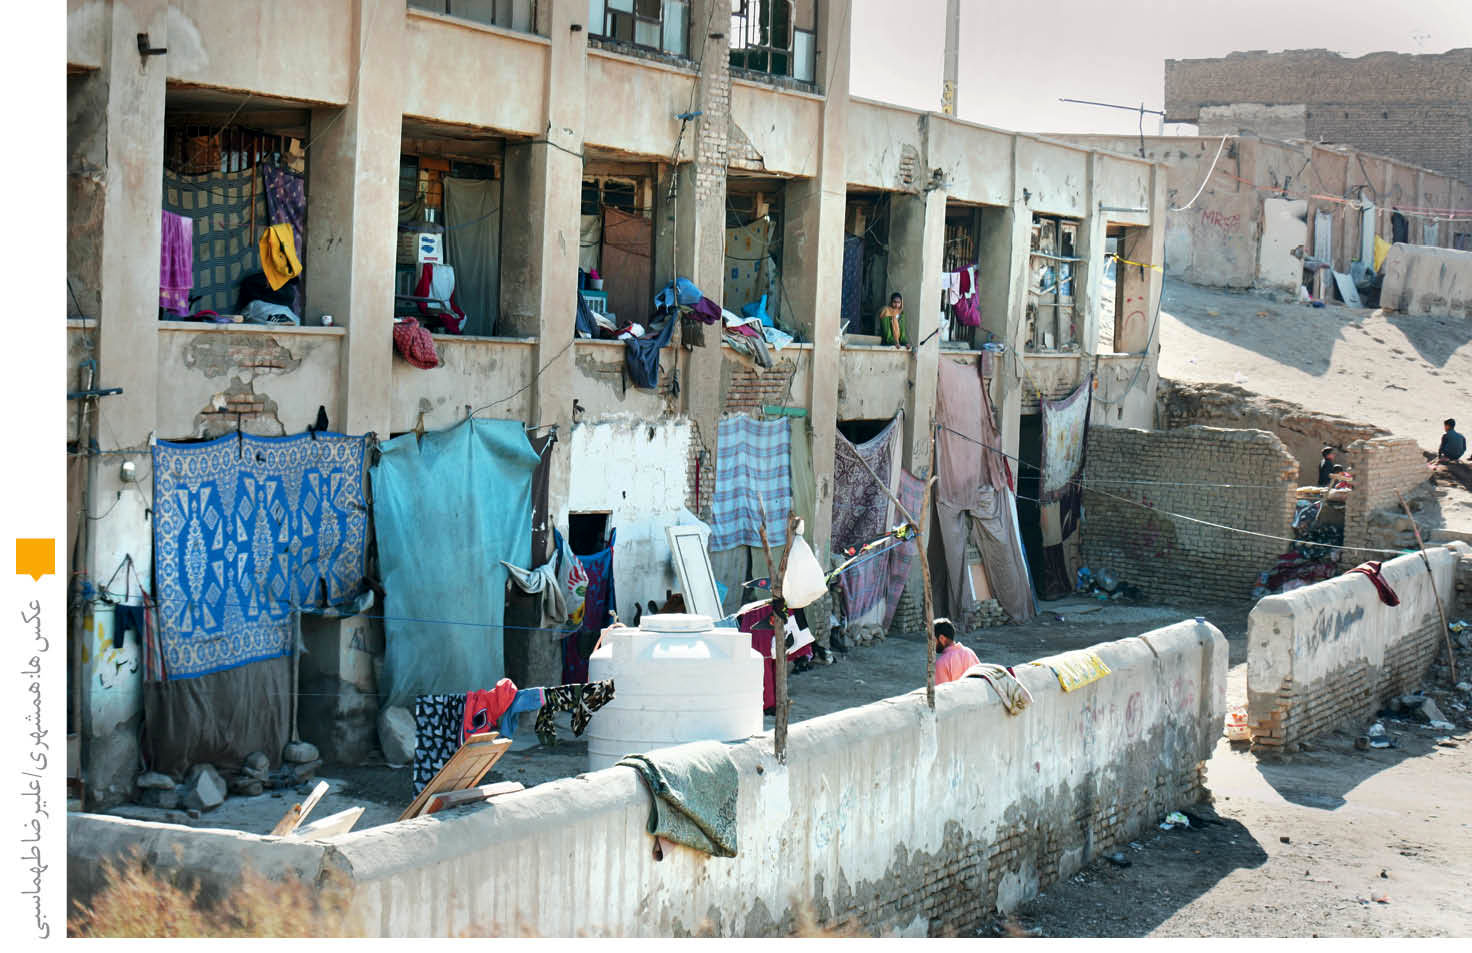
<box><xmin>1247</xmin><ymin>544</ymin><xmax>1465</xmax><ymax>749</ymax></box>
<box><xmin>69</xmin><ymin>622</ymin><xmax>1227</xmax><ymax>938</ymax></box>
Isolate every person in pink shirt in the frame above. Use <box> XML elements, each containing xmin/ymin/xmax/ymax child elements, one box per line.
<box><xmin>934</xmin><ymin>618</ymin><xmax>980</xmax><ymax>685</ymax></box>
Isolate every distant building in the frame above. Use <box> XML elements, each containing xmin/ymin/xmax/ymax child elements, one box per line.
<box><xmin>1164</xmin><ymin>48</ymin><xmax>1472</xmax><ymax>183</ymax></box>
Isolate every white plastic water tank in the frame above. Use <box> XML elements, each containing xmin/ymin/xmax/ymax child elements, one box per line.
<box><xmin>586</xmin><ymin>612</ymin><xmax>763</xmax><ymax>772</ymax></box>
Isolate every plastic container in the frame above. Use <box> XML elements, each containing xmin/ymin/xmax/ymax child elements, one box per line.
<box><xmin>586</xmin><ymin>613</ymin><xmax>763</xmax><ymax>772</ymax></box>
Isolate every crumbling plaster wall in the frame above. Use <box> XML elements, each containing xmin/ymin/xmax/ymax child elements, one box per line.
<box><xmin>390</xmin><ymin>336</ymin><xmax>535</xmax><ymax>434</ymax></box>
<box><xmin>156</xmin><ymin>325</ymin><xmax>345</xmax><ymax>439</ymax></box>
<box><xmin>568</xmin><ymin>415</ymin><xmax>695</xmax><ymax>623</ymax></box>
<box><xmin>1082</xmin><ymin>426</ymin><xmax>1297</xmax><ymax>602</ymax></box>
<box><xmin>1247</xmin><ymin>544</ymin><xmax>1464</xmax><ymax>750</ymax></box>
<box><xmin>70</xmin><ymin>621</ymin><xmax>1225</xmax><ymax>937</ymax></box>
<box><xmin>729</xmin><ymin>79</ymin><xmax>822</xmax><ymax>178</ymax></box>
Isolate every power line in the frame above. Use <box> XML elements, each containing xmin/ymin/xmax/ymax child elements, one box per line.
<box><xmin>933</xmin><ymin>423</ymin><xmax>1408</xmax><ymax>558</ymax></box>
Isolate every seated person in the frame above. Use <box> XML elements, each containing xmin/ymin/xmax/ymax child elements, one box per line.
<box><xmin>876</xmin><ymin>292</ymin><xmax>908</xmax><ymax>348</ymax></box>
<box><xmin>1317</xmin><ymin>447</ymin><xmax>1337</xmax><ymax>487</ymax></box>
<box><xmin>1439</xmin><ymin>418</ymin><xmax>1466</xmax><ymax>463</ymax></box>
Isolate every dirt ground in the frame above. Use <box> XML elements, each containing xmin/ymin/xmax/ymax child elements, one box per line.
<box><xmin>998</xmin><ymin>677</ymin><xmax>1472</xmax><ymax>938</ymax></box>
<box><xmin>1155</xmin><ymin>281</ymin><xmax>1472</xmax><ymax>455</ymax></box>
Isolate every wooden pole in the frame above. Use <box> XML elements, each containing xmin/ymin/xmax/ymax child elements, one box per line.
<box><xmin>919</xmin><ymin>475</ymin><xmax>938</xmax><ymax>709</ymax></box>
<box><xmin>756</xmin><ymin>498</ymin><xmax>800</xmax><ymax>762</ymax></box>
<box><xmin>1396</xmin><ymin>491</ymin><xmax>1458</xmax><ymax>684</ymax></box>
<box><xmin>844</xmin><ymin>431</ymin><xmax>942</xmax><ymax>708</ymax></box>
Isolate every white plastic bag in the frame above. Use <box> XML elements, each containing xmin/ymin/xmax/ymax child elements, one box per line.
<box><xmin>782</xmin><ymin>532</ymin><xmax>827</xmax><ymax>609</ymax></box>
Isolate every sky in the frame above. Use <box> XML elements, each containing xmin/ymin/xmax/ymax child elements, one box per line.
<box><xmin>849</xmin><ymin>0</ymin><xmax>1472</xmax><ymax>136</ymax></box>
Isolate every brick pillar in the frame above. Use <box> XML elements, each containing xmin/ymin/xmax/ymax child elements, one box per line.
<box><xmin>680</xmin><ymin>1</ymin><xmax>731</xmax><ymax>470</ymax></box>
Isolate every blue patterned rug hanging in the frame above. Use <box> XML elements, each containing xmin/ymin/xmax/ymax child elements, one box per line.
<box><xmin>152</xmin><ymin>432</ymin><xmax>368</xmax><ymax>680</ymax></box>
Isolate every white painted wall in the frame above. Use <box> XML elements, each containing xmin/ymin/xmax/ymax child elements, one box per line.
<box><xmin>1248</xmin><ymin>544</ymin><xmax>1464</xmax><ymax>742</ymax></box>
<box><xmin>328</xmin><ymin>621</ymin><xmax>1225</xmax><ymax>935</ymax></box>
<box><xmin>568</xmin><ymin>416</ymin><xmax>696</xmax><ymax>622</ymax></box>
<box><xmin>1258</xmin><ymin>198</ymin><xmax>1308</xmax><ymax>291</ymax></box>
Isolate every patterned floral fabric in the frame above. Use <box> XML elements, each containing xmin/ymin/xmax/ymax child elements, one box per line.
<box><xmin>830</xmin><ymin>415</ymin><xmax>901</xmax><ymax>553</ymax></box>
<box><xmin>261</xmin><ymin>165</ymin><xmax>307</xmax><ymax>272</ymax></box>
<box><xmin>152</xmin><ymin>432</ymin><xmax>368</xmax><ymax>680</ymax></box>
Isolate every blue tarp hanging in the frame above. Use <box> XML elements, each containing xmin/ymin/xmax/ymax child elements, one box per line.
<box><xmin>152</xmin><ymin>431</ymin><xmax>369</xmax><ymax>680</ymax></box>
<box><xmin>371</xmin><ymin>418</ymin><xmax>540</xmax><ymax>707</ymax></box>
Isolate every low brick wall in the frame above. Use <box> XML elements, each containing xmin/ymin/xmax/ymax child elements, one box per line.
<box><xmin>1246</xmin><ymin>544</ymin><xmax>1465</xmax><ymax>749</ymax></box>
<box><xmin>1341</xmin><ymin>435</ymin><xmax>1431</xmax><ymax>557</ymax></box>
<box><xmin>1082</xmin><ymin>426</ymin><xmax>1298</xmax><ymax>602</ymax></box>
<box><xmin>70</xmin><ymin>622</ymin><xmax>1227</xmax><ymax>937</ymax></box>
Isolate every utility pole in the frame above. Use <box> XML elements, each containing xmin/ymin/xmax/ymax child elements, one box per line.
<box><xmin>941</xmin><ymin>0</ymin><xmax>959</xmax><ymax>115</ymax></box>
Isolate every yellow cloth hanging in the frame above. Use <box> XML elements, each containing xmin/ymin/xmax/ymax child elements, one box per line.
<box><xmin>259</xmin><ymin>223</ymin><xmax>302</xmax><ymax>291</ymax></box>
<box><xmin>1373</xmin><ymin>235</ymin><xmax>1392</xmax><ymax>272</ymax></box>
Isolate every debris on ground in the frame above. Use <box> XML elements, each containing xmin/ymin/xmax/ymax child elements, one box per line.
<box><xmin>1159</xmin><ymin>811</ymin><xmax>1191</xmax><ymax>831</ymax></box>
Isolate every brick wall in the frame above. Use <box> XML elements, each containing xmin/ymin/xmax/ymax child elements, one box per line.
<box><xmin>1082</xmin><ymin>426</ymin><xmax>1298</xmax><ymax>602</ymax></box>
<box><xmin>1163</xmin><ymin>48</ymin><xmax>1472</xmax><ymax>181</ymax></box>
<box><xmin>723</xmin><ymin>354</ymin><xmax>801</xmax><ymax>416</ymax></box>
<box><xmin>1246</xmin><ymin>545</ymin><xmax>1462</xmax><ymax>750</ymax></box>
<box><xmin>1341</xmin><ymin>436</ymin><xmax>1430</xmax><ymax>558</ymax></box>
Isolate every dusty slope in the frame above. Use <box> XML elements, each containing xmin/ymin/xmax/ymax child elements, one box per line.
<box><xmin>1156</xmin><ymin>283</ymin><xmax>1472</xmax><ymax>453</ymax></box>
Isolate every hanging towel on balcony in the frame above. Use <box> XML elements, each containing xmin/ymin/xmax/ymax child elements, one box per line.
<box><xmin>710</xmin><ymin>415</ymin><xmax>792</xmax><ymax>552</ymax></box>
<box><xmin>159</xmin><ymin>211</ymin><xmax>194</xmax><ymax>315</ymax></box>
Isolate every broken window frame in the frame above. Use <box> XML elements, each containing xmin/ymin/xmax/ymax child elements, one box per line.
<box><xmin>588</xmin><ymin>0</ymin><xmax>691</xmax><ymax>59</ymax></box>
<box><xmin>1026</xmin><ymin>214</ymin><xmax>1080</xmax><ymax>353</ymax></box>
<box><xmin>729</xmin><ymin>0</ymin><xmax>817</xmax><ymax>83</ymax></box>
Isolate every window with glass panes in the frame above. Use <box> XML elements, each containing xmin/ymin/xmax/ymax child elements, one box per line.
<box><xmin>588</xmin><ymin>0</ymin><xmax>690</xmax><ymax>57</ymax></box>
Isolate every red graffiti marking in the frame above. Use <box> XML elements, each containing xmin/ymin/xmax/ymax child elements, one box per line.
<box><xmin>1125</xmin><ymin>692</ymin><xmax>1143</xmax><ymax>739</ymax></box>
<box><xmin>1200</xmin><ymin>210</ymin><xmax>1241</xmax><ymax>233</ymax></box>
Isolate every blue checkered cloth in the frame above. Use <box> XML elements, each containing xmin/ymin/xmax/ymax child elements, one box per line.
<box><xmin>710</xmin><ymin>415</ymin><xmax>792</xmax><ymax>552</ymax></box>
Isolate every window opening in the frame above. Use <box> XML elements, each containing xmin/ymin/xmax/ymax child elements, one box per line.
<box><xmin>589</xmin><ymin>0</ymin><xmax>690</xmax><ymax>58</ymax></box>
<box><xmin>730</xmin><ymin>1</ymin><xmax>816</xmax><ymax>83</ymax></box>
<box><xmin>1026</xmin><ymin>214</ymin><xmax>1080</xmax><ymax>352</ymax></box>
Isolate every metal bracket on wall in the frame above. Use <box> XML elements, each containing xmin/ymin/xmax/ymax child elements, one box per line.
<box><xmin>137</xmin><ymin>33</ymin><xmax>167</xmax><ymax>58</ymax></box>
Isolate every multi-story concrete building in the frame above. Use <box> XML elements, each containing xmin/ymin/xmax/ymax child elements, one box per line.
<box><xmin>66</xmin><ymin>0</ymin><xmax>1165</xmax><ymax>808</ymax></box>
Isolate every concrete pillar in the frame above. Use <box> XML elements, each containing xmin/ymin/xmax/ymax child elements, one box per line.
<box><xmin>80</xmin><ymin>0</ymin><xmax>169</xmax><ymax>810</ymax></box>
<box><xmin>679</xmin><ymin>0</ymin><xmax>731</xmax><ymax>467</ymax></box>
<box><xmin>781</xmin><ymin>0</ymin><xmax>850</xmax><ymax>566</ymax></box>
<box><xmin>510</xmin><ymin>0</ymin><xmax>589</xmax><ymax>688</ymax></box>
<box><xmin>886</xmin><ymin>186</ymin><xmax>946</xmax><ymax>474</ymax></box>
<box><xmin>1076</xmin><ymin>153</ymin><xmax>1107</xmax><ymax>356</ymax></box>
<box><xmin>304</xmin><ymin>0</ymin><xmax>405</xmax><ymax>437</ymax></box>
<box><xmin>995</xmin><ymin>137</ymin><xmax>1035</xmax><ymax>465</ymax></box>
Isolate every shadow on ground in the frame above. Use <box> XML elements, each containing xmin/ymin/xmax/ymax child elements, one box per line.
<box><xmin>1381</xmin><ymin>312</ymin><xmax>1472</xmax><ymax>369</ymax></box>
<box><xmin>1159</xmin><ymin>284</ymin><xmax>1348</xmax><ymax>378</ymax></box>
<box><xmin>1000</xmin><ymin>811</ymin><xmax>1269</xmax><ymax>938</ymax></box>
<box><xmin>1253</xmin><ymin>721</ymin><xmax>1457</xmax><ymax>810</ymax></box>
